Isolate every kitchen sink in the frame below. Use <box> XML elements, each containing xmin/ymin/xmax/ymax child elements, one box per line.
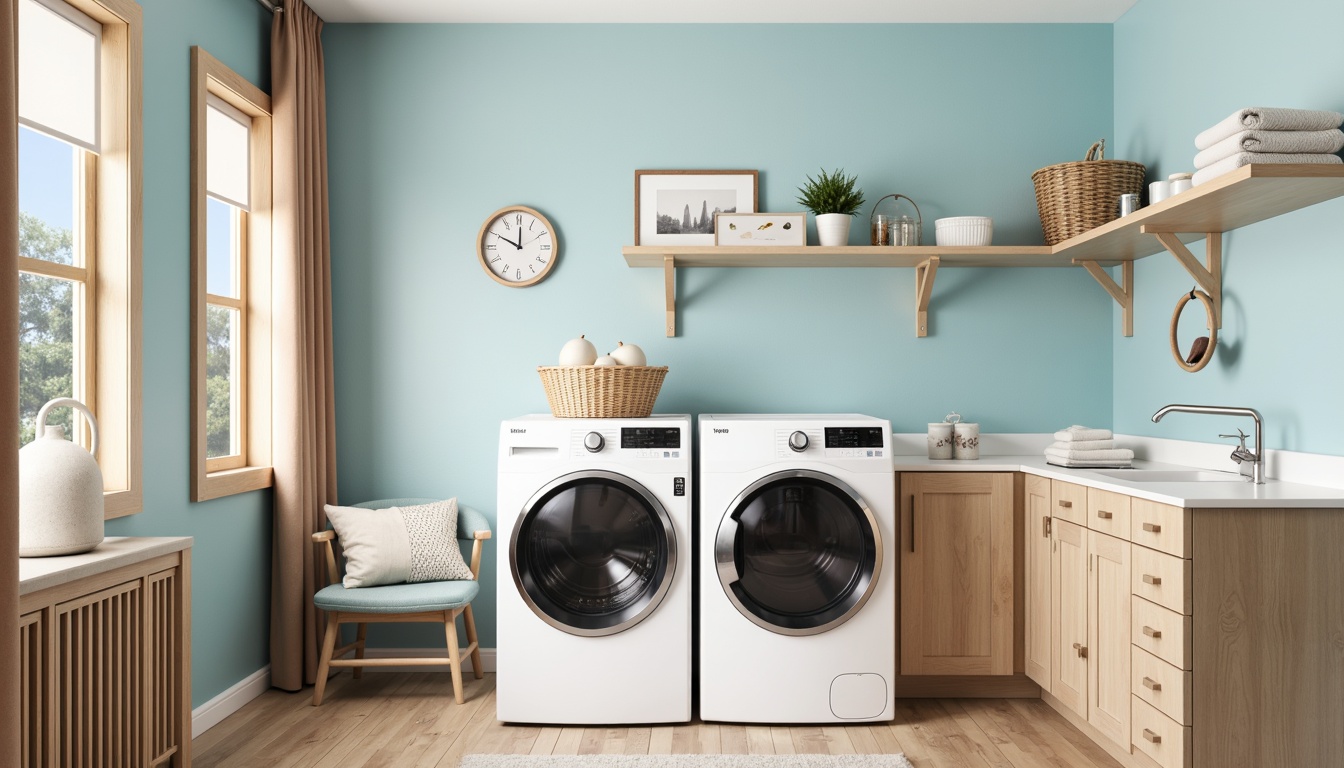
<box><xmin>1092</xmin><ymin>469</ymin><xmax>1246</xmax><ymax>483</ymax></box>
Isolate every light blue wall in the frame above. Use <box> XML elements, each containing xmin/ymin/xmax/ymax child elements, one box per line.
<box><xmin>323</xmin><ymin>23</ymin><xmax>1116</xmax><ymax>648</ymax></box>
<box><xmin>1112</xmin><ymin>0</ymin><xmax>1344</xmax><ymax>453</ymax></box>
<box><xmin>102</xmin><ymin>0</ymin><xmax>273</xmax><ymax>707</ymax></box>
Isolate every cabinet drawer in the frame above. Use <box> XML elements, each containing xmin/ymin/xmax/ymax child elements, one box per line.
<box><xmin>1132</xmin><ymin>646</ymin><xmax>1191</xmax><ymax>725</ymax></box>
<box><xmin>1132</xmin><ymin>596</ymin><xmax>1191</xmax><ymax>670</ymax></box>
<box><xmin>1130</xmin><ymin>499</ymin><xmax>1190</xmax><ymax>558</ymax></box>
<box><xmin>1131</xmin><ymin>696</ymin><xmax>1191</xmax><ymax>768</ymax></box>
<box><xmin>1132</xmin><ymin>545</ymin><xmax>1192</xmax><ymax>615</ymax></box>
<box><xmin>1051</xmin><ymin>480</ymin><xmax>1087</xmax><ymax>526</ymax></box>
<box><xmin>1088</xmin><ymin>487</ymin><xmax>1131</xmax><ymax>540</ymax></box>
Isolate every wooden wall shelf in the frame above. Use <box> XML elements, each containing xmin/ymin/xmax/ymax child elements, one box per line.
<box><xmin>623</xmin><ymin>164</ymin><xmax>1344</xmax><ymax>336</ymax></box>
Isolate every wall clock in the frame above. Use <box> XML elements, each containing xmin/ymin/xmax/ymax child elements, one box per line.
<box><xmin>476</xmin><ymin>205</ymin><xmax>558</xmax><ymax>287</ymax></box>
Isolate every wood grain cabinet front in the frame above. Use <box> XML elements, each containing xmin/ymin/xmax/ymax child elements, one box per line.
<box><xmin>899</xmin><ymin>472</ymin><xmax>1014</xmax><ymax>676</ymax></box>
<box><xmin>1024</xmin><ymin>474</ymin><xmax>1053</xmax><ymax>691</ymax></box>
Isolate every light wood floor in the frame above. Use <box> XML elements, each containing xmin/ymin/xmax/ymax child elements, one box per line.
<box><xmin>193</xmin><ymin>672</ymin><xmax>1123</xmax><ymax>768</ymax></box>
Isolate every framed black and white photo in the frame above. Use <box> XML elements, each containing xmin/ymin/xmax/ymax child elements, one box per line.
<box><xmin>635</xmin><ymin>170</ymin><xmax>759</xmax><ymax>245</ymax></box>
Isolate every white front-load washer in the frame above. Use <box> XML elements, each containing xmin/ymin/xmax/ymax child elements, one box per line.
<box><xmin>497</xmin><ymin>414</ymin><xmax>691</xmax><ymax>724</ymax></box>
<box><xmin>699</xmin><ymin>414</ymin><xmax>896</xmax><ymax>723</ymax></box>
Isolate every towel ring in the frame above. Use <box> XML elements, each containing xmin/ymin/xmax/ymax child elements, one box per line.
<box><xmin>1170</xmin><ymin>287</ymin><xmax>1217</xmax><ymax>373</ymax></box>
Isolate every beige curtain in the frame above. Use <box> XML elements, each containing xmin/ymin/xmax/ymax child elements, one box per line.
<box><xmin>1</xmin><ymin>0</ymin><xmax>22</xmax><ymax>759</ymax></box>
<box><xmin>269</xmin><ymin>0</ymin><xmax>338</xmax><ymax>692</ymax></box>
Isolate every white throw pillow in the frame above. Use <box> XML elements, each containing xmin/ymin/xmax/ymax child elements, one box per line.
<box><xmin>324</xmin><ymin>498</ymin><xmax>475</xmax><ymax>588</ymax></box>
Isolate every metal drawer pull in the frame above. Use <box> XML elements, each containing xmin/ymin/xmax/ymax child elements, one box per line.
<box><xmin>1142</xmin><ymin>728</ymin><xmax>1161</xmax><ymax>744</ymax></box>
<box><xmin>1058</xmin><ymin>500</ymin><xmax>1073</xmax><ymax>508</ymax></box>
<box><xmin>1142</xmin><ymin>625</ymin><xmax>1162</xmax><ymax>638</ymax></box>
<box><xmin>1043</xmin><ymin>516</ymin><xmax>1051</xmax><ymax>537</ymax></box>
<box><xmin>1142</xmin><ymin>522</ymin><xmax>1162</xmax><ymax>533</ymax></box>
<box><xmin>1096</xmin><ymin>509</ymin><xmax>1113</xmax><ymax>519</ymax></box>
<box><xmin>1143</xmin><ymin>574</ymin><xmax>1162</xmax><ymax>585</ymax></box>
<box><xmin>1072</xmin><ymin>642</ymin><xmax>1087</xmax><ymax>658</ymax></box>
<box><xmin>1142</xmin><ymin>676</ymin><xmax>1161</xmax><ymax>691</ymax></box>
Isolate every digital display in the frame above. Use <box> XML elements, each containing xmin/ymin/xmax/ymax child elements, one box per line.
<box><xmin>622</xmin><ymin>427</ymin><xmax>681</xmax><ymax>449</ymax></box>
<box><xmin>825</xmin><ymin>427</ymin><xmax>885</xmax><ymax>449</ymax></box>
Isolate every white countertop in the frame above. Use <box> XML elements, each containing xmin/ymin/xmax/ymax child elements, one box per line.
<box><xmin>19</xmin><ymin>536</ymin><xmax>193</xmax><ymax>596</ymax></box>
<box><xmin>893</xmin><ymin>455</ymin><xmax>1344</xmax><ymax>508</ymax></box>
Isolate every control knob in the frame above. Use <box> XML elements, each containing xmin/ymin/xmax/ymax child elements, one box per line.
<box><xmin>583</xmin><ymin>432</ymin><xmax>605</xmax><ymax>453</ymax></box>
<box><xmin>788</xmin><ymin>431</ymin><xmax>809</xmax><ymax>452</ymax></box>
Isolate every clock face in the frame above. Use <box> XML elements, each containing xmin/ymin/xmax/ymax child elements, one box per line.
<box><xmin>477</xmin><ymin>206</ymin><xmax>558</xmax><ymax>287</ymax></box>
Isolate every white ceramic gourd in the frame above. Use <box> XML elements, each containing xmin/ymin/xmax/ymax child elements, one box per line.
<box><xmin>19</xmin><ymin>398</ymin><xmax>105</xmax><ymax>557</ymax></box>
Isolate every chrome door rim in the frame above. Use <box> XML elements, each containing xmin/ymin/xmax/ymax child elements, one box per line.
<box><xmin>715</xmin><ymin>469</ymin><xmax>882</xmax><ymax>636</ymax></box>
<box><xmin>512</xmin><ymin>469</ymin><xmax>678</xmax><ymax>637</ymax></box>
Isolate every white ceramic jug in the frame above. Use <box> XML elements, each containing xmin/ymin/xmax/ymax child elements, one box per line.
<box><xmin>19</xmin><ymin>398</ymin><xmax>104</xmax><ymax>557</ymax></box>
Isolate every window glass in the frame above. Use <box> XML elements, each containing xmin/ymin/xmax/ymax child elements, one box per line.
<box><xmin>205</xmin><ymin>197</ymin><xmax>237</xmax><ymax>298</ymax></box>
<box><xmin>18</xmin><ymin>273</ymin><xmax>75</xmax><ymax>445</ymax></box>
<box><xmin>19</xmin><ymin>126</ymin><xmax>77</xmax><ymax>265</ymax></box>
<box><xmin>205</xmin><ymin>305</ymin><xmax>239</xmax><ymax>459</ymax></box>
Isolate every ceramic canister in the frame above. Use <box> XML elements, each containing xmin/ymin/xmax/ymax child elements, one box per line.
<box><xmin>18</xmin><ymin>398</ymin><xmax>105</xmax><ymax>557</ymax></box>
<box><xmin>953</xmin><ymin>422</ymin><xmax>981</xmax><ymax>460</ymax></box>
<box><xmin>927</xmin><ymin>423</ymin><xmax>954</xmax><ymax>459</ymax></box>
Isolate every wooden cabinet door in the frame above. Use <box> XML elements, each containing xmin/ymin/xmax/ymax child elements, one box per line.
<box><xmin>900</xmin><ymin>472</ymin><xmax>1014</xmax><ymax>675</ymax></box>
<box><xmin>1051</xmin><ymin>519</ymin><xmax>1088</xmax><ymax>718</ymax></box>
<box><xmin>1024</xmin><ymin>474</ymin><xmax>1052</xmax><ymax>690</ymax></box>
<box><xmin>1088</xmin><ymin>530</ymin><xmax>1132</xmax><ymax>749</ymax></box>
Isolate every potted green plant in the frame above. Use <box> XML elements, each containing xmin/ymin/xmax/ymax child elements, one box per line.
<box><xmin>796</xmin><ymin>168</ymin><xmax>866</xmax><ymax>246</ymax></box>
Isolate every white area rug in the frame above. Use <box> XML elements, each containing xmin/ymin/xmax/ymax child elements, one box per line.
<box><xmin>460</xmin><ymin>756</ymin><xmax>914</xmax><ymax>768</ymax></box>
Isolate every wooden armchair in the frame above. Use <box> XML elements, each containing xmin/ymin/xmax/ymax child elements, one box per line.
<box><xmin>310</xmin><ymin>498</ymin><xmax>492</xmax><ymax>706</ymax></box>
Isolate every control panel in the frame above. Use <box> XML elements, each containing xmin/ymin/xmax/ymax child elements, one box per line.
<box><xmin>573</xmin><ymin>427</ymin><xmax>682</xmax><ymax>459</ymax></box>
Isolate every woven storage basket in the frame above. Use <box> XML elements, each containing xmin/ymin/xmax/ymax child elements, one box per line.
<box><xmin>538</xmin><ymin>365</ymin><xmax>669</xmax><ymax>418</ymax></box>
<box><xmin>1031</xmin><ymin>140</ymin><xmax>1146</xmax><ymax>246</ymax></box>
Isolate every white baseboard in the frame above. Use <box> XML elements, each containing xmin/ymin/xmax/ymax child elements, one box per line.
<box><xmin>361</xmin><ymin>646</ymin><xmax>497</xmax><ymax>674</ymax></box>
<box><xmin>192</xmin><ymin>666</ymin><xmax>270</xmax><ymax>739</ymax></box>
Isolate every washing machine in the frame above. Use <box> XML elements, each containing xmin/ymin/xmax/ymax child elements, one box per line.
<box><xmin>497</xmin><ymin>414</ymin><xmax>692</xmax><ymax>724</ymax></box>
<box><xmin>698</xmin><ymin>414</ymin><xmax>896</xmax><ymax>723</ymax></box>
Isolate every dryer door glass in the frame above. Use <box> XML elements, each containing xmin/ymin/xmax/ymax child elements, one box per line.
<box><xmin>717</xmin><ymin>470</ymin><xmax>880</xmax><ymax>636</ymax></box>
<box><xmin>512</xmin><ymin>470</ymin><xmax>677</xmax><ymax>637</ymax></box>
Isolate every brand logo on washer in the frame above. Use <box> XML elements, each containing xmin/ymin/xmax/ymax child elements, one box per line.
<box><xmin>509</xmin><ymin>428</ymin><xmax>526</xmax><ymax>433</ymax></box>
<box><xmin>712</xmin><ymin>428</ymin><xmax>729</xmax><ymax>434</ymax></box>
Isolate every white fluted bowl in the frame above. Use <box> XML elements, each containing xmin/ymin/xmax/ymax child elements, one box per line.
<box><xmin>934</xmin><ymin>216</ymin><xmax>993</xmax><ymax>247</ymax></box>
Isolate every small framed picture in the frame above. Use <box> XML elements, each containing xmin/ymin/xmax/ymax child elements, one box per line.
<box><xmin>714</xmin><ymin>212</ymin><xmax>806</xmax><ymax>247</ymax></box>
<box><xmin>635</xmin><ymin>170</ymin><xmax>759</xmax><ymax>246</ymax></box>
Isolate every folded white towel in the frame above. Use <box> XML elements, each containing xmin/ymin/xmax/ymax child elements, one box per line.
<box><xmin>1195</xmin><ymin>129</ymin><xmax>1344</xmax><ymax>169</ymax></box>
<box><xmin>1048</xmin><ymin>439</ymin><xmax>1113</xmax><ymax>452</ymax></box>
<box><xmin>1047</xmin><ymin>457</ymin><xmax>1133</xmax><ymax>469</ymax></box>
<box><xmin>1192</xmin><ymin>151</ymin><xmax>1343</xmax><ymax>186</ymax></box>
<box><xmin>1045</xmin><ymin>446</ymin><xmax>1135</xmax><ymax>462</ymax></box>
<box><xmin>1196</xmin><ymin>107</ymin><xmax>1344</xmax><ymax>150</ymax></box>
<box><xmin>1053</xmin><ymin>426</ymin><xmax>1113</xmax><ymax>442</ymax></box>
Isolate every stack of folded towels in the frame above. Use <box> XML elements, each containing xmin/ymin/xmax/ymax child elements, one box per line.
<box><xmin>1045</xmin><ymin>426</ymin><xmax>1134</xmax><ymax>469</ymax></box>
<box><xmin>1193</xmin><ymin>107</ymin><xmax>1344</xmax><ymax>187</ymax></box>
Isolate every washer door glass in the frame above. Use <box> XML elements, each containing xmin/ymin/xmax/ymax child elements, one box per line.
<box><xmin>716</xmin><ymin>470</ymin><xmax>880</xmax><ymax>636</ymax></box>
<box><xmin>512</xmin><ymin>470</ymin><xmax>676</xmax><ymax>637</ymax></box>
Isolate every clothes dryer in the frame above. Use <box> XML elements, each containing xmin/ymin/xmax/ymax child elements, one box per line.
<box><xmin>497</xmin><ymin>414</ymin><xmax>692</xmax><ymax>724</ymax></box>
<box><xmin>698</xmin><ymin>414</ymin><xmax>895</xmax><ymax>723</ymax></box>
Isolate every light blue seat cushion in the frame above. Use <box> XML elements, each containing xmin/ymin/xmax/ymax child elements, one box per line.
<box><xmin>350</xmin><ymin>498</ymin><xmax>491</xmax><ymax>541</ymax></box>
<box><xmin>314</xmin><ymin>579</ymin><xmax>480</xmax><ymax>614</ymax></box>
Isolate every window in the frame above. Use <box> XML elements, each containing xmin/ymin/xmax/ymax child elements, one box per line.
<box><xmin>17</xmin><ymin>0</ymin><xmax>142</xmax><ymax>518</ymax></box>
<box><xmin>190</xmin><ymin>47</ymin><xmax>272</xmax><ymax>501</ymax></box>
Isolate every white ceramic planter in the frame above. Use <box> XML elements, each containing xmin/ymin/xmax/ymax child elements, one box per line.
<box><xmin>19</xmin><ymin>398</ymin><xmax>105</xmax><ymax>557</ymax></box>
<box><xmin>815</xmin><ymin>213</ymin><xmax>852</xmax><ymax>247</ymax></box>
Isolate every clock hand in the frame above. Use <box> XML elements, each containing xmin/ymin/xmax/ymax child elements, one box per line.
<box><xmin>493</xmin><ymin>231</ymin><xmax>522</xmax><ymax>249</ymax></box>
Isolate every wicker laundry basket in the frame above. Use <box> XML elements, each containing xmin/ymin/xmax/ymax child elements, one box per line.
<box><xmin>1031</xmin><ymin>140</ymin><xmax>1146</xmax><ymax>246</ymax></box>
<box><xmin>538</xmin><ymin>365</ymin><xmax>668</xmax><ymax>418</ymax></box>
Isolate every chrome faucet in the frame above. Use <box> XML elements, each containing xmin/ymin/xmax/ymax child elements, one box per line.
<box><xmin>1151</xmin><ymin>404</ymin><xmax>1265</xmax><ymax>484</ymax></box>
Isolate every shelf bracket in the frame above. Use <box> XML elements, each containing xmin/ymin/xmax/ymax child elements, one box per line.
<box><xmin>915</xmin><ymin>256</ymin><xmax>940</xmax><ymax>338</ymax></box>
<box><xmin>1144</xmin><ymin>229</ymin><xmax>1222</xmax><ymax>329</ymax></box>
<box><xmin>663</xmin><ymin>255</ymin><xmax>676</xmax><ymax>337</ymax></box>
<box><xmin>1080</xmin><ymin>260</ymin><xmax>1134</xmax><ymax>337</ymax></box>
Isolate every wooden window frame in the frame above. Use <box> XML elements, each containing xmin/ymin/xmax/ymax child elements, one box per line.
<box><xmin>190</xmin><ymin>47</ymin><xmax>272</xmax><ymax>501</ymax></box>
<box><xmin>18</xmin><ymin>0</ymin><xmax>143</xmax><ymax>518</ymax></box>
